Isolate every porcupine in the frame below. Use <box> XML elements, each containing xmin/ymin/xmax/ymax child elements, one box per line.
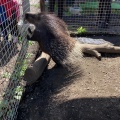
<box><xmin>25</xmin><ymin>12</ymin><xmax>84</xmax><ymax>68</ymax></box>
<box><xmin>25</xmin><ymin>12</ymin><xmax>120</xmax><ymax>69</ymax></box>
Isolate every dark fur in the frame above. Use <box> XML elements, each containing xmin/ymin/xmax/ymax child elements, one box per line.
<box><xmin>25</xmin><ymin>12</ymin><xmax>76</xmax><ymax>65</ymax></box>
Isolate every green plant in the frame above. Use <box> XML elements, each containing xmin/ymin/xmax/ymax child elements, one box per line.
<box><xmin>28</xmin><ymin>41</ymin><xmax>34</xmax><ymax>45</ymax></box>
<box><xmin>19</xmin><ymin>60</ymin><xmax>28</xmax><ymax>77</ymax></box>
<box><xmin>33</xmin><ymin>4</ymin><xmax>40</xmax><ymax>8</ymax></box>
<box><xmin>77</xmin><ymin>26</ymin><xmax>86</xmax><ymax>34</ymax></box>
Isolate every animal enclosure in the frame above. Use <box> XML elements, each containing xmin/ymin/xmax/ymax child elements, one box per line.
<box><xmin>0</xmin><ymin>0</ymin><xmax>120</xmax><ymax>120</ymax></box>
<box><xmin>44</xmin><ymin>0</ymin><xmax>120</xmax><ymax>34</ymax></box>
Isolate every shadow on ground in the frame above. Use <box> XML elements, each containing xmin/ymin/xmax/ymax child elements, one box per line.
<box><xmin>17</xmin><ymin>64</ymin><xmax>120</xmax><ymax>120</ymax></box>
<box><xmin>17</xmin><ymin>35</ymin><xmax>120</xmax><ymax>120</ymax></box>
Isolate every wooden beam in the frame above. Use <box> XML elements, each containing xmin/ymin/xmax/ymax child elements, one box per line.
<box><xmin>24</xmin><ymin>52</ymin><xmax>51</xmax><ymax>85</ymax></box>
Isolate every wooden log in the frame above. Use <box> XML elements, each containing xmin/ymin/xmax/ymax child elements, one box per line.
<box><xmin>24</xmin><ymin>52</ymin><xmax>51</xmax><ymax>85</ymax></box>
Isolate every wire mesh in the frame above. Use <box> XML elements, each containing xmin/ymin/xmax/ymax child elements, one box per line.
<box><xmin>0</xmin><ymin>0</ymin><xmax>40</xmax><ymax>120</ymax></box>
<box><xmin>0</xmin><ymin>0</ymin><xmax>120</xmax><ymax>119</ymax></box>
<box><xmin>44</xmin><ymin>0</ymin><xmax>120</xmax><ymax>34</ymax></box>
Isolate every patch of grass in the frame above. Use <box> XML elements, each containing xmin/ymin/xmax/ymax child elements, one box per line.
<box><xmin>14</xmin><ymin>86</ymin><xmax>24</xmax><ymax>100</ymax></box>
<box><xmin>2</xmin><ymin>72</ymin><xmax>11</xmax><ymax>79</ymax></box>
<box><xmin>28</xmin><ymin>41</ymin><xmax>34</xmax><ymax>45</ymax></box>
<box><xmin>18</xmin><ymin>36</ymin><xmax>22</xmax><ymax>42</ymax></box>
<box><xmin>32</xmin><ymin>4</ymin><xmax>40</xmax><ymax>8</ymax></box>
<box><xmin>19</xmin><ymin>60</ymin><xmax>28</xmax><ymax>77</ymax></box>
<box><xmin>26</xmin><ymin>53</ymin><xmax>32</xmax><ymax>59</ymax></box>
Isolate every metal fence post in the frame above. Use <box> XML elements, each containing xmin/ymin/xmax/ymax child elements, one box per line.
<box><xmin>22</xmin><ymin>0</ymin><xmax>30</xmax><ymax>23</ymax></box>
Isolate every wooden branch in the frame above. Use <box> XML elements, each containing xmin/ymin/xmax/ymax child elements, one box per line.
<box><xmin>80</xmin><ymin>43</ymin><xmax>120</xmax><ymax>59</ymax></box>
<box><xmin>24</xmin><ymin>52</ymin><xmax>51</xmax><ymax>85</ymax></box>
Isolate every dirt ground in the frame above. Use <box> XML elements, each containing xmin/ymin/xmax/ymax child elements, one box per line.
<box><xmin>17</xmin><ymin>35</ymin><xmax>120</xmax><ymax>120</ymax></box>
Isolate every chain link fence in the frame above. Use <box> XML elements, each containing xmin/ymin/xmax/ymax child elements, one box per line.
<box><xmin>0</xmin><ymin>0</ymin><xmax>40</xmax><ymax>119</ymax></box>
<box><xmin>0</xmin><ymin>0</ymin><xmax>120</xmax><ymax>120</ymax></box>
<box><xmin>44</xmin><ymin>0</ymin><xmax>120</xmax><ymax>34</ymax></box>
